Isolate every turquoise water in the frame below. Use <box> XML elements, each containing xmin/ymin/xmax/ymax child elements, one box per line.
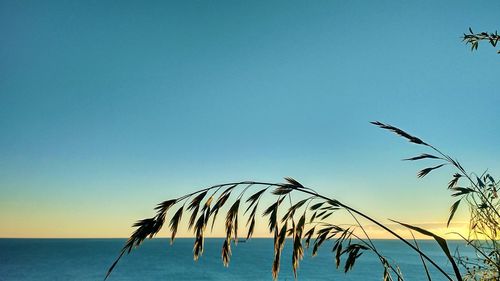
<box><xmin>0</xmin><ymin>238</ymin><xmax>468</xmax><ymax>280</ymax></box>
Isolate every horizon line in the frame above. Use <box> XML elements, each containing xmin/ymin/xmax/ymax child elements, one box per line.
<box><xmin>0</xmin><ymin>237</ymin><xmax>469</xmax><ymax>241</ymax></box>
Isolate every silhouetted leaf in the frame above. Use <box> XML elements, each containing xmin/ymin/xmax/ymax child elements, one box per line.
<box><xmin>272</xmin><ymin>186</ymin><xmax>293</xmax><ymax>195</ymax></box>
<box><xmin>282</xmin><ymin>198</ymin><xmax>309</xmax><ymax>222</ymax></box>
<box><xmin>292</xmin><ymin>214</ymin><xmax>305</xmax><ymax>277</ymax></box>
<box><xmin>210</xmin><ymin>192</ymin><xmax>231</xmax><ymax>230</ymax></box>
<box><xmin>244</xmin><ymin>188</ymin><xmax>267</xmax><ymax>214</ymax></box>
<box><xmin>312</xmin><ymin>231</ymin><xmax>328</xmax><ymax>256</ymax></box>
<box><xmin>221</xmin><ymin>238</ymin><xmax>231</xmax><ymax>267</ymax></box>
<box><xmin>342</xmin><ymin>244</ymin><xmax>367</xmax><ymax>272</ymax></box>
<box><xmin>264</xmin><ymin>197</ymin><xmax>285</xmax><ymax>233</ymax></box>
<box><xmin>486</xmin><ymin>174</ymin><xmax>495</xmax><ymax>184</ymax></box>
<box><xmin>169</xmin><ymin>206</ymin><xmax>183</xmax><ymax>243</ymax></box>
<box><xmin>417</xmin><ymin>164</ymin><xmax>445</xmax><ymax>178</ymax></box>
<box><xmin>403</xmin><ymin>154</ymin><xmax>440</xmax><ymax>161</ymax></box>
<box><xmin>320</xmin><ymin>211</ymin><xmax>333</xmax><ymax>220</ymax></box>
<box><xmin>304</xmin><ymin>227</ymin><xmax>315</xmax><ymax>249</ymax></box>
<box><xmin>309</xmin><ymin>211</ymin><xmax>317</xmax><ymax>223</ymax></box>
<box><xmin>291</xmin><ymin>198</ymin><xmax>309</xmax><ymax>211</ymax></box>
<box><xmin>225</xmin><ymin>199</ymin><xmax>240</xmax><ymax>241</ymax></box>
<box><xmin>272</xmin><ymin>221</ymin><xmax>287</xmax><ymax>280</ymax></box>
<box><xmin>246</xmin><ymin>216</ymin><xmax>255</xmax><ymax>239</ymax></box>
<box><xmin>104</xmin><ymin>251</ymin><xmax>125</xmax><ymax>281</ymax></box>
<box><xmin>451</xmin><ymin>187</ymin><xmax>475</xmax><ymax>197</ymax></box>
<box><xmin>371</xmin><ymin>121</ymin><xmax>427</xmax><ymax>145</ymax></box>
<box><xmin>130</xmin><ymin>218</ymin><xmax>156</xmax><ymax>248</ymax></box>
<box><xmin>188</xmin><ymin>205</ymin><xmax>199</xmax><ymax>230</ymax></box>
<box><xmin>203</xmin><ymin>195</ymin><xmax>214</xmax><ymax>210</ymax></box>
<box><xmin>154</xmin><ymin>199</ymin><xmax>177</xmax><ymax>214</ymax></box>
<box><xmin>477</xmin><ymin>176</ymin><xmax>485</xmax><ymax>188</ymax></box>
<box><xmin>188</xmin><ymin>191</ymin><xmax>208</xmax><ymax>211</ymax></box>
<box><xmin>327</xmin><ymin>199</ymin><xmax>340</xmax><ymax>207</ymax></box>
<box><xmin>193</xmin><ymin>213</ymin><xmax>206</xmax><ymax>260</ymax></box>
<box><xmin>390</xmin><ymin>220</ymin><xmax>462</xmax><ymax>281</ymax></box>
<box><xmin>448</xmin><ymin>173</ymin><xmax>462</xmax><ymax>189</ymax></box>
<box><xmin>310</xmin><ymin>202</ymin><xmax>325</xmax><ymax>211</ymax></box>
<box><xmin>335</xmin><ymin>242</ymin><xmax>342</xmax><ymax>268</ymax></box>
<box><xmin>447</xmin><ymin>200</ymin><xmax>461</xmax><ymax>227</ymax></box>
<box><xmin>284</xmin><ymin>177</ymin><xmax>304</xmax><ymax>188</ymax></box>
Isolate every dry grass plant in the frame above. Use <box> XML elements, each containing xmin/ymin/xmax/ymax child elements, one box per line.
<box><xmin>105</xmin><ymin>122</ymin><xmax>498</xmax><ymax>281</ymax></box>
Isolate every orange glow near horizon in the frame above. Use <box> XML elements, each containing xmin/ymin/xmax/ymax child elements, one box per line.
<box><xmin>0</xmin><ymin>219</ymin><xmax>470</xmax><ymax>240</ymax></box>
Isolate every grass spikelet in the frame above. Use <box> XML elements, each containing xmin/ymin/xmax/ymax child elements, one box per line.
<box><xmin>371</xmin><ymin>121</ymin><xmax>428</xmax><ymax>145</ymax></box>
<box><xmin>292</xmin><ymin>214</ymin><xmax>306</xmax><ymax>278</ymax></box>
<box><xmin>169</xmin><ymin>206</ymin><xmax>183</xmax><ymax>244</ymax></box>
<box><xmin>417</xmin><ymin>164</ymin><xmax>445</xmax><ymax>178</ymax></box>
<box><xmin>221</xmin><ymin>238</ymin><xmax>231</xmax><ymax>267</ymax></box>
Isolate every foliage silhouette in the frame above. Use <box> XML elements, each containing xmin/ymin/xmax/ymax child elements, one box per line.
<box><xmin>105</xmin><ymin>122</ymin><xmax>498</xmax><ymax>281</ymax></box>
<box><xmin>463</xmin><ymin>27</ymin><xmax>500</xmax><ymax>54</ymax></box>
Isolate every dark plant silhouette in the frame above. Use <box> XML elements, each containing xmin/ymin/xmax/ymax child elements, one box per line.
<box><xmin>105</xmin><ymin>122</ymin><xmax>498</xmax><ymax>281</ymax></box>
<box><xmin>372</xmin><ymin>122</ymin><xmax>499</xmax><ymax>281</ymax></box>
<box><xmin>463</xmin><ymin>27</ymin><xmax>500</xmax><ymax>54</ymax></box>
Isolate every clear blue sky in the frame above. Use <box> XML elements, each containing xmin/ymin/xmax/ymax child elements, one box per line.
<box><xmin>0</xmin><ymin>0</ymin><xmax>498</xmax><ymax>237</ymax></box>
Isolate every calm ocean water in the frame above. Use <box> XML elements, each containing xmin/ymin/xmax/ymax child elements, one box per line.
<box><xmin>0</xmin><ymin>238</ymin><xmax>470</xmax><ymax>281</ymax></box>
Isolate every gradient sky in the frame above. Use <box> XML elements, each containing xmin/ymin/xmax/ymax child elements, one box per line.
<box><xmin>0</xmin><ymin>0</ymin><xmax>499</xmax><ymax>238</ymax></box>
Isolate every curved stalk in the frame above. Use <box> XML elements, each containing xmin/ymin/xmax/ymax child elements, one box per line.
<box><xmin>295</xmin><ymin>186</ymin><xmax>460</xmax><ymax>281</ymax></box>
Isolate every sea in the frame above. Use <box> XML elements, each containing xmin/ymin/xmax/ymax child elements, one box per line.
<box><xmin>0</xmin><ymin>238</ymin><xmax>472</xmax><ymax>281</ymax></box>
